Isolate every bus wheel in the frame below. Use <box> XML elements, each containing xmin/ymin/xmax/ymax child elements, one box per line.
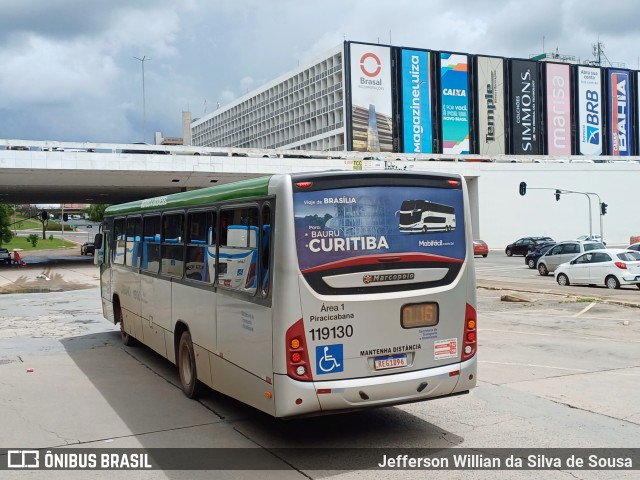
<box><xmin>115</xmin><ymin>302</ymin><xmax>135</xmax><ymax>347</ymax></box>
<box><xmin>178</xmin><ymin>331</ymin><xmax>200</xmax><ymax>398</ymax></box>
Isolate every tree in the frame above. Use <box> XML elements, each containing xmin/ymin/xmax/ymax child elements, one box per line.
<box><xmin>0</xmin><ymin>205</ymin><xmax>14</xmax><ymax>247</ymax></box>
<box><xmin>86</xmin><ymin>204</ymin><xmax>110</xmax><ymax>222</ymax></box>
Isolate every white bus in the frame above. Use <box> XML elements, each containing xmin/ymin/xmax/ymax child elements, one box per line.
<box><xmin>398</xmin><ymin>199</ymin><xmax>456</xmax><ymax>233</ymax></box>
<box><xmin>94</xmin><ymin>171</ymin><xmax>477</xmax><ymax>418</ymax></box>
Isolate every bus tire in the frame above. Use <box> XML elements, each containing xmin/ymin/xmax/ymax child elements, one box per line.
<box><xmin>115</xmin><ymin>301</ymin><xmax>136</xmax><ymax>347</ymax></box>
<box><xmin>178</xmin><ymin>331</ymin><xmax>200</xmax><ymax>398</ymax></box>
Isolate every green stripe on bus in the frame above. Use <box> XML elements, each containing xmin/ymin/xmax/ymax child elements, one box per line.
<box><xmin>104</xmin><ymin>176</ymin><xmax>273</xmax><ymax>216</ymax></box>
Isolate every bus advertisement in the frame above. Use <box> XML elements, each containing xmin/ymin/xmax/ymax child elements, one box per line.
<box><xmin>95</xmin><ymin>171</ymin><xmax>476</xmax><ymax>418</ymax></box>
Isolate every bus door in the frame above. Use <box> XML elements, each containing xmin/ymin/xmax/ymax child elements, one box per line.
<box><xmin>99</xmin><ymin>230</ymin><xmax>112</xmax><ymax>303</ymax></box>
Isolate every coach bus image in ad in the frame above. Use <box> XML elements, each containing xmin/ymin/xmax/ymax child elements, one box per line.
<box><xmin>95</xmin><ymin>171</ymin><xmax>475</xmax><ymax>418</ymax></box>
<box><xmin>398</xmin><ymin>199</ymin><xmax>457</xmax><ymax>233</ymax></box>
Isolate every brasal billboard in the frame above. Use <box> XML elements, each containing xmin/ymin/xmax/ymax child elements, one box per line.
<box><xmin>349</xmin><ymin>43</ymin><xmax>394</xmax><ymax>152</ymax></box>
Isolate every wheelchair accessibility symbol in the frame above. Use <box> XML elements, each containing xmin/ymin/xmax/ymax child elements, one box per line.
<box><xmin>316</xmin><ymin>344</ymin><xmax>344</xmax><ymax>374</ymax></box>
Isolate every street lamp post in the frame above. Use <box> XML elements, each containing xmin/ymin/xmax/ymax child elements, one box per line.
<box><xmin>133</xmin><ymin>56</ymin><xmax>151</xmax><ymax>143</ymax></box>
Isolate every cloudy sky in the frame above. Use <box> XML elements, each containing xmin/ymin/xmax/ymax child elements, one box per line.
<box><xmin>1</xmin><ymin>0</ymin><xmax>638</xmax><ymax>144</ymax></box>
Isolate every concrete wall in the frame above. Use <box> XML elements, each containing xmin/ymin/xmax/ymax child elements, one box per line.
<box><xmin>476</xmin><ymin>163</ymin><xmax>640</xmax><ymax>248</ymax></box>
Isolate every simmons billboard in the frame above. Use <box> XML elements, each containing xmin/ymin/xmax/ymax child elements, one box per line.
<box><xmin>440</xmin><ymin>53</ymin><xmax>470</xmax><ymax>154</ymax></box>
<box><xmin>509</xmin><ymin>60</ymin><xmax>541</xmax><ymax>154</ymax></box>
<box><xmin>401</xmin><ymin>49</ymin><xmax>433</xmax><ymax>153</ymax></box>
<box><xmin>349</xmin><ymin>43</ymin><xmax>394</xmax><ymax>152</ymax></box>
<box><xmin>608</xmin><ymin>69</ymin><xmax>632</xmax><ymax>156</ymax></box>
<box><xmin>545</xmin><ymin>63</ymin><xmax>572</xmax><ymax>155</ymax></box>
<box><xmin>576</xmin><ymin>66</ymin><xmax>602</xmax><ymax>155</ymax></box>
<box><xmin>476</xmin><ymin>56</ymin><xmax>506</xmax><ymax>155</ymax></box>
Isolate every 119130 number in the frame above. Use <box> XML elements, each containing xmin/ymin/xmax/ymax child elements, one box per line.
<box><xmin>308</xmin><ymin>325</ymin><xmax>354</xmax><ymax>341</ymax></box>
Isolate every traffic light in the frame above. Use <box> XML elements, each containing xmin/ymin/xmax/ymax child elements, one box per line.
<box><xmin>62</xmin><ymin>213</ymin><xmax>69</xmax><ymax>222</ymax></box>
<box><xmin>41</xmin><ymin>210</ymin><xmax>49</xmax><ymax>221</ymax></box>
<box><xmin>600</xmin><ymin>202</ymin><xmax>608</xmax><ymax>215</ymax></box>
<box><xmin>519</xmin><ymin>181</ymin><xmax>527</xmax><ymax>196</ymax></box>
<box><xmin>555</xmin><ymin>189</ymin><xmax>561</xmax><ymax>201</ymax></box>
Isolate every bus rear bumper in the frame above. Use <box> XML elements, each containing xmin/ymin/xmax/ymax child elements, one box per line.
<box><xmin>273</xmin><ymin>356</ymin><xmax>476</xmax><ymax>418</ymax></box>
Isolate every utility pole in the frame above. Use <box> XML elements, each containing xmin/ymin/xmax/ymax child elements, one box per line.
<box><xmin>133</xmin><ymin>56</ymin><xmax>151</xmax><ymax>143</ymax></box>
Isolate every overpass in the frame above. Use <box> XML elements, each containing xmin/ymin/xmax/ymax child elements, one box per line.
<box><xmin>2</xmin><ymin>139</ymin><xmax>640</xmax><ymax>245</ymax></box>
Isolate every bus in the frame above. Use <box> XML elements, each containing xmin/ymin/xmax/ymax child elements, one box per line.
<box><xmin>94</xmin><ymin>171</ymin><xmax>477</xmax><ymax>418</ymax></box>
<box><xmin>398</xmin><ymin>200</ymin><xmax>456</xmax><ymax>233</ymax></box>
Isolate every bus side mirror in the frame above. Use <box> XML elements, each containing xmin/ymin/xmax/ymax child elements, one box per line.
<box><xmin>94</xmin><ymin>233</ymin><xmax>103</xmax><ymax>249</ymax></box>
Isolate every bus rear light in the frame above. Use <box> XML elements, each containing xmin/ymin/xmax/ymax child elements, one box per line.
<box><xmin>447</xmin><ymin>180</ymin><xmax>461</xmax><ymax>187</ymax></box>
<box><xmin>462</xmin><ymin>303</ymin><xmax>477</xmax><ymax>362</ymax></box>
<box><xmin>449</xmin><ymin>370</ymin><xmax>460</xmax><ymax>377</ymax></box>
<box><xmin>316</xmin><ymin>388</ymin><xmax>332</xmax><ymax>394</ymax></box>
<box><xmin>295</xmin><ymin>181</ymin><xmax>313</xmax><ymax>188</ymax></box>
<box><xmin>614</xmin><ymin>261</ymin><xmax>627</xmax><ymax>269</ymax></box>
<box><xmin>286</xmin><ymin>319</ymin><xmax>312</xmax><ymax>381</ymax></box>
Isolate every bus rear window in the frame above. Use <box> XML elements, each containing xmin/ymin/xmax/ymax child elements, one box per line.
<box><xmin>293</xmin><ymin>185</ymin><xmax>466</xmax><ymax>274</ymax></box>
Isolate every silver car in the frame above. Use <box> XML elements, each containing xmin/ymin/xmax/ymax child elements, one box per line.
<box><xmin>537</xmin><ymin>240</ymin><xmax>605</xmax><ymax>276</ymax></box>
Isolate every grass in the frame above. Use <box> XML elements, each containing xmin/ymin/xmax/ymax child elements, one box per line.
<box><xmin>1</xmin><ymin>235</ymin><xmax>77</xmax><ymax>252</ymax></box>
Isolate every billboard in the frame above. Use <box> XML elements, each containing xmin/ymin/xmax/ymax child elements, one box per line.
<box><xmin>476</xmin><ymin>56</ymin><xmax>505</xmax><ymax>155</ymax></box>
<box><xmin>440</xmin><ymin>53</ymin><xmax>470</xmax><ymax>154</ymax></box>
<box><xmin>509</xmin><ymin>59</ymin><xmax>541</xmax><ymax>154</ymax></box>
<box><xmin>401</xmin><ymin>49</ymin><xmax>433</xmax><ymax>153</ymax></box>
<box><xmin>608</xmin><ymin>69</ymin><xmax>632</xmax><ymax>156</ymax></box>
<box><xmin>545</xmin><ymin>63</ymin><xmax>572</xmax><ymax>155</ymax></box>
<box><xmin>576</xmin><ymin>66</ymin><xmax>602</xmax><ymax>155</ymax></box>
<box><xmin>349</xmin><ymin>43</ymin><xmax>394</xmax><ymax>152</ymax></box>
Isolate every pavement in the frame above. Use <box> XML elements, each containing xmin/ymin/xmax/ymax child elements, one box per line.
<box><xmin>0</xmin><ymin>249</ymin><xmax>100</xmax><ymax>294</ymax></box>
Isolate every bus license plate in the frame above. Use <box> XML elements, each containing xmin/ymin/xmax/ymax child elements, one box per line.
<box><xmin>374</xmin><ymin>354</ymin><xmax>407</xmax><ymax>370</ymax></box>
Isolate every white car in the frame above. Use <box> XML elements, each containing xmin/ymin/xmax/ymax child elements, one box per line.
<box><xmin>554</xmin><ymin>249</ymin><xmax>640</xmax><ymax>289</ymax></box>
<box><xmin>626</xmin><ymin>242</ymin><xmax>640</xmax><ymax>252</ymax></box>
<box><xmin>576</xmin><ymin>234</ymin><xmax>606</xmax><ymax>245</ymax></box>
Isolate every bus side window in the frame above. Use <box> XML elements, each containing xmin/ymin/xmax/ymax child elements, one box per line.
<box><xmin>113</xmin><ymin>218</ymin><xmax>126</xmax><ymax>265</ymax></box>
<box><xmin>125</xmin><ymin>216</ymin><xmax>141</xmax><ymax>268</ymax></box>
<box><xmin>186</xmin><ymin>210</ymin><xmax>215</xmax><ymax>284</ymax></box>
<box><xmin>141</xmin><ymin>215</ymin><xmax>161</xmax><ymax>273</ymax></box>
<box><xmin>261</xmin><ymin>204</ymin><xmax>272</xmax><ymax>296</ymax></box>
<box><xmin>161</xmin><ymin>213</ymin><xmax>185</xmax><ymax>278</ymax></box>
<box><xmin>219</xmin><ymin>207</ymin><xmax>259</xmax><ymax>293</ymax></box>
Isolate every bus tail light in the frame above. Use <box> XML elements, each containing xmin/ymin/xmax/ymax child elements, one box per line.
<box><xmin>462</xmin><ymin>303</ymin><xmax>477</xmax><ymax>361</ymax></box>
<box><xmin>286</xmin><ymin>319</ymin><xmax>312</xmax><ymax>381</ymax></box>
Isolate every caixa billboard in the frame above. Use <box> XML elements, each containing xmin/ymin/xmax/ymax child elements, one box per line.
<box><xmin>401</xmin><ymin>49</ymin><xmax>433</xmax><ymax>153</ymax></box>
<box><xmin>348</xmin><ymin>43</ymin><xmax>394</xmax><ymax>152</ymax></box>
<box><xmin>509</xmin><ymin>59</ymin><xmax>541</xmax><ymax>154</ymax></box>
<box><xmin>476</xmin><ymin>56</ymin><xmax>506</xmax><ymax>155</ymax></box>
<box><xmin>545</xmin><ymin>63</ymin><xmax>572</xmax><ymax>155</ymax></box>
<box><xmin>440</xmin><ymin>53</ymin><xmax>470</xmax><ymax>154</ymax></box>
<box><xmin>608</xmin><ymin>69</ymin><xmax>633</xmax><ymax>156</ymax></box>
<box><xmin>576</xmin><ymin>66</ymin><xmax>602</xmax><ymax>155</ymax></box>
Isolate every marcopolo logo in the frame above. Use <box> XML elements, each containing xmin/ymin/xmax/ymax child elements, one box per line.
<box><xmin>363</xmin><ymin>273</ymin><xmax>415</xmax><ymax>284</ymax></box>
<box><xmin>360</xmin><ymin>52</ymin><xmax>382</xmax><ymax>78</ymax></box>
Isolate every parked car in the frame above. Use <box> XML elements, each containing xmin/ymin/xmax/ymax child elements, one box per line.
<box><xmin>505</xmin><ymin>236</ymin><xmax>555</xmax><ymax>256</ymax></box>
<box><xmin>0</xmin><ymin>248</ymin><xmax>11</xmax><ymax>265</ymax></box>
<box><xmin>80</xmin><ymin>242</ymin><xmax>95</xmax><ymax>255</ymax></box>
<box><xmin>577</xmin><ymin>234</ymin><xmax>606</xmax><ymax>246</ymax></box>
<box><xmin>554</xmin><ymin>249</ymin><xmax>640</xmax><ymax>289</ymax></box>
<box><xmin>524</xmin><ymin>242</ymin><xmax>556</xmax><ymax>269</ymax></box>
<box><xmin>626</xmin><ymin>242</ymin><xmax>640</xmax><ymax>252</ymax></box>
<box><xmin>537</xmin><ymin>240</ymin><xmax>605</xmax><ymax>275</ymax></box>
<box><xmin>473</xmin><ymin>239</ymin><xmax>489</xmax><ymax>257</ymax></box>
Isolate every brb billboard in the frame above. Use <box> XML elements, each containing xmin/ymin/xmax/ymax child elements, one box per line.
<box><xmin>476</xmin><ymin>56</ymin><xmax>505</xmax><ymax>155</ymax></box>
<box><xmin>576</xmin><ymin>66</ymin><xmax>602</xmax><ymax>155</ymax></box>
<box><xmin>509</xmin><ymin>59</ymin><xmax>541</xmax><ymax>154</ymax></box>
<box><xmin>608</xmin><ymin>69</ymin><xmax>632</xmax><ymax>156</ymax></box>
<box><xmin>440</xmin><ymin>53</ymin><xmax>470</xmax><ymax>154</ymax></box>
<box><xmin>349</xmin><ymin>43</ymin><xmax>394</xmax><ymax>152</ymax></box>
<box><xmin>401</xmin><ymin>49</ymin><xmax>433</xmax><ymax>153</ymax></box>
<box><xmin>545</xmin><ymin>63</ymin><xmax>572</xmax><ymax>155</ymax></box>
